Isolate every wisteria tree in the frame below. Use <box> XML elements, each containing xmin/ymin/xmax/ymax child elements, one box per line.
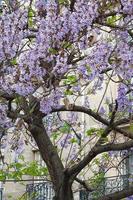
<box><xmin>0</xmin><ymin>0</ymin><xmax>133</xmax><ymax>199</ymax></box>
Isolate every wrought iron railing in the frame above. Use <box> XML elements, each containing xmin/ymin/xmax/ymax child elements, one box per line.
<box><xmin>80</xmin><ymin>174</ymin><xmax>131</xmax><ymax>200</ymax></box>
<box><xmin>23</xmin><ymin>175</ymin><xmax>132</xmax><ymax>200</ymax></box>
<box><xmin>26</xmin><ymin>181</ymin><xmax>54</xmax><ymax>200</ymax></box>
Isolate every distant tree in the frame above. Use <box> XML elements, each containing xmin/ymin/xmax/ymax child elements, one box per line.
<box><xmin>0</xmin><ymin>0</ymin><xmax>133</xmax><ymax>199</ymax></box>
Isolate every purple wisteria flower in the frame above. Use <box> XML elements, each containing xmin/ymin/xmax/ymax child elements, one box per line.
<box><xmin>117</xmin><ymin>84</ymin><xmax>131</xmax><ymax>112</ymax></box>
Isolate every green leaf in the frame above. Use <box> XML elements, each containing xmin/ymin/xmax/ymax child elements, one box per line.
<box><xmin>67</xmin><ymin>75</ymin><xmax>77</xmax><ymax>83</ymax></box>
<box><xmin>97</xmin><ymin>128</ymin><xmax>104</xmax><ymax>136</ymax></box>
<box><xmin>60</xmin><ymin>122</ymin><xmax>71</xmax><ymax>133</ymax></box>
<box><xmin>10</xmin><ymin>58</ymin><xmax>17</xmax><ymax>65</ymax></box>
<box><xmin>86</xmin><ymin>65</ymin><xmax>92</xmax><ymax>74</ymax></box>
<box><xmin>62</xmin><ymin>41</ymin><xmax>72</xmax><ymax>49</ymax></box>
<box><xmin>8</xmin><ymin>162</ymin><xmax>24</xmax><ymax>170</ymax></box>
<box><xmin>0</xmin><ymin>158</ymin><xmax>49</xmax><ymax>181</ymax></box>
<box><xmin>59</xmin><ymin>0</ymin><xmax>69</xmax><ymax>5</ymax></box>
<box><xmin>70</xmin><ymin>138</ymin><xmax>77</xmax><ymax>144</ymax></box>
<box><xmin>28</xmin><ymin>8</ymin><xmax>35</xmax><ymax>27</ymax></box>
<box><xmin>14</xmin><ymin>162</ymin><xmax>24</xmax><ymax>169</ymax></box>
<box><xmin>86</xmin><ymin>128</ymin><xmax>104</xmax><ymax>137</ymax></box>
<box><xmin>102</xmin><ymin>153</ymin><xmax>110</xmax><ymax>161</ymax></box>
<box><xmin>86</xmin><ymin>128</ymin><xmax>97</xmax><ymax>136</ymax></box>
<box><xmin>64</xmin><ymin>75</ymin><xmax>77</xmax><ymax>85</ymax></box>
<box><xmin>51</xmin><ymin>132</ymin><xmax>61</xmax><ymax>140</ymax></box>
<box><xmin>102</xmin><ymin>137</ymin><xmax>109</xmax><ymax>143</ymax></box>
<box><xmin>90</xmin><ymin>172</ymin><xmax>105</xmax><ymax>187</ymax></box>
<box><xmin>49</xmin><ymin>48</ymin><xmax>58</xmax><ymax>54</ymax></box>
<box><xmin>7</xmin><ymin>171</ymin><xmax>22</xmax><ymax>180</ymax></box>
<box><xmin>64</xmin><ymin>90</ymin><xmax>73</xmax><ymax>95</ymax></box>
<box><xmin>106</xmin><ymin>15</ymin><xmax>121</xmax><ymax>26</ymax></box>
<box><xmin>0</xmin><ymin>170</ymin><xmax>6</xmax><ymax>181</ymax></box>
<box><xmin>40</xmin><ymin>167</ymin><xmax>48</xmax><ymax>176</ymax></box>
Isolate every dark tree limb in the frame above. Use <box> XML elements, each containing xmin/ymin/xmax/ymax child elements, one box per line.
<box><xmin>75</xmin><ymin>177</ymin><xmax>94</xmax><ymax>192</ymax></box>
<box><xmin>114</xmin><ymin>127</ymin><xmax>133</xmax><ymax>140</ymax></box>
<box><xmin>109</xmin><ymin>100</ymin><xmax>118</xmax><ymax>124</ymax></box>
<box><xmin>114</xmin><ymin>116</ymin><xmax>133</xmax><ymax>127</ymax></box>
<box><xmin>51</xmin><ymin>105</ymin><xmax>110</xmax><ymax>126</ymax></box>
<box><xmin>51</xmin><ymin>105</ymin><xmax>133</xmax><ymax>140</ymax></box>
<box><xmin>25</xmin><ymin>115</ymin><xmax>64</xmax><ymax>192</ymax></box>
<box><xmin>68</xmin><ymin>139</ymin><xmax>133</xmax><ymax>176</ymax></box>
<box><xmin>70</xmin><ymin>0</ymin><xmax>76</xmax><ymax>12</ymax></box>
<box><xmin>99</xmin><ymin>185</ymin><xmax>133</xmax><ymax>200</ymax></box>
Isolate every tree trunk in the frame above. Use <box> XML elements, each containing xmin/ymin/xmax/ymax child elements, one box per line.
<box><xmin>54</xmin><ymin>178</ymin><xmax>74</xmax><ymax>200</ymax></box>
<box><xmin>27</xmin><ymin>114</ymin><xmax>64</xmax><ymax>187</ymax></box>
<box><xmin>26</xmin><ymin>113</ymin><xmax>74</xmax><ymax>200</ymax></box>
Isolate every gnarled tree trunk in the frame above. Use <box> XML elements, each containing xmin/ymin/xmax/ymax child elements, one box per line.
<box><xmin>54</xmin><ymin>175</ymin><xmax>74</xmax><ymax>200</ymax></box>
<box><xmin>26</xmin><ymin>113</ymin><xmax>74</xmax><ymax>200</ymax></box>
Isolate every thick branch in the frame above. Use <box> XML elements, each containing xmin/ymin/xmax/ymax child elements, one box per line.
<box><xmin>114</xmin><ymin>116</ymin><xmax>133</xmax><ymax>126</ymax></box>
<box><xmin>75</xmin><ymin>177</ymin><xmax>93</xmax><ymax>192</ymax></box>
<box><xmin>114</xmin><ymin>127</ymin><xmax>133</xmax><ymax>140</ymax></box>
<box><xmin>99</xmin><ymin>185</ymin><xmax>133</xmax><ymax>200</ymax></box>
<box><xmin>51</xmin><ymin>105</ymin><xmax>109</xmax><ymax>126</ymax></box>
<box><xmin>103</xmin><ymin>140</ymin><xmax>133</xmax><ymax>151</ymax></box>
<box><xmin>51</xmin><ymin>105</ymin><xmax>133</xmax><ymax>140</ymax></box>
<box><xmin>68</xmin><ymin>140</ymin><xmax>133</xmax><ymax>176</ymax></box>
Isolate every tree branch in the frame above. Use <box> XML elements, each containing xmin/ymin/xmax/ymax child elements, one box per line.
<box><xmin>51</xmin><ymin>105</ymin><xmax>133</xmax><ymax>140</ymax></box>
<box><xmin>114</xmin><ymin>127</ymin><xmax>133</xmax><ymax>140</ymax></box>
<box><xmin>70</xmin><ymin>0</ymin><xmax>76</xmax><ymax>12</ymax></box>
<box><xmin>99</xmin><ymin>185</ymin><xmax>133</xmax><ymax>200</ymax></box>
<box><xmin>68</xmin><ymin>139</ymin><xmax>133</xmax><ymax>176</ymax></box>
<box><xmin>113</xmin><ymin>116</ymin><xmax>133</xmax><ymax>127</ymax></box>
<box><xmin>51</xmin><ymin>105</ymin><xmax>109</xmax><ymax>126</ymax></box>
<box><xmin>75</xmin><ymin>177</ymin><xmax>94</xmax><ymax>192</ymax></box>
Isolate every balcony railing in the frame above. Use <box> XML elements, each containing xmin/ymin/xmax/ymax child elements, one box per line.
<box><xmin>80</xmin><ymin>174</ymin><xmax>131</xmax><ymax>200</ymax></box>
<box><xmin>22</xmin><ymin>175</ymin><xmax>132</xmax><ymax>200</ymax></box>
<box><xmin>26</xmin><ymin>181</ymin><xmax>54</xmax><ymax>200</ymax></box>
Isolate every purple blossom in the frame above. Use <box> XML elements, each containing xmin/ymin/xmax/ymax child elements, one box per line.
<box><xmin>40</xmin><ymin>98</ymin><xmax>53</xmax><ymax>114</ymax></box>
<box><xmin>40</xmin><ymin>89</ymin><xmax>62</xmax><ymax>114</ymax></box>
<box><xmin>117</xmin><ymin>84</ymin><xmax>131</xmax><ymax>112</ymax></box>
<box><xmin>121</xmin><ymin>0</ymin><xmax>133</xmax><ymax>14</ymax></box>
<box><xmin>60</xmin><ymin>134</ymin><xmax>72</xmax><ymax>148</ymax></box>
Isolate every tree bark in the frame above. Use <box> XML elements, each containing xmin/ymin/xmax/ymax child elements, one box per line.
<box><xmin>54</xmin><ymin>186</ymin><xmax>73</xmax><ymax>200</ymax></box>
<box><xmin>27</xmin><ymin>114</ymin><xmax>64</xmax><ymax>191</ymax></box>
<box><xmin>28</xmin><ymin>114</ymin><xmax>74</xmax><ymax>199</ymax></box>
<box><xmin>99</xmin><ymin>185</ymin><xmax>133</xmax><ymax>200</ymax></box>
<box><xmin>54</xmin><ymin>177</ymin><xmax>74</xmax><ymax>200</ymax></box>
